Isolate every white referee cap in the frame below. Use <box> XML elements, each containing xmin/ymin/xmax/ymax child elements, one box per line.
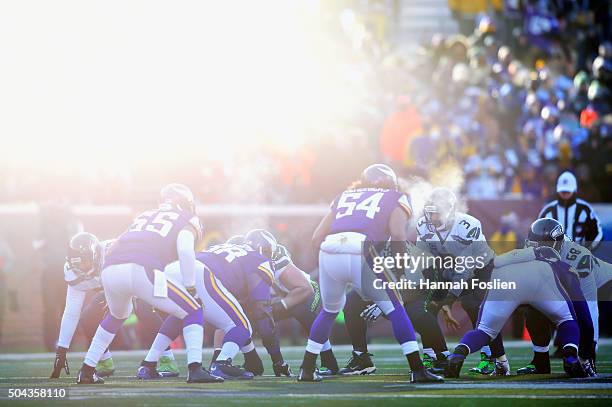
<box><xmin>556</xmin><ymin>171</ymin><xmax>577</xmax><ymax>193</ymax></box>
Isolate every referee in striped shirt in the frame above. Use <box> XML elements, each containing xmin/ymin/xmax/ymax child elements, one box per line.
<box><xmin>538</xmin><ymin>171</ymin><xmax>603</xmax><ymax>251</ymax></box>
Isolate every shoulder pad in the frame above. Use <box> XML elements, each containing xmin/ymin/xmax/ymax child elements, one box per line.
<box><xmin>273</xmin><ymin>245</ymin><xmax>292</xmax><ymax>271</ymax></box>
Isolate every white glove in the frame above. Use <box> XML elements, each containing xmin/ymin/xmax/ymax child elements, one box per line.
<box><xmin>360</xmin><ymin>303</ymin><xmax>383</xmax><ymax>322</ymax></box>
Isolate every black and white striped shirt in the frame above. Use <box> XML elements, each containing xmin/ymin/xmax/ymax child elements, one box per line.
<box><xmin>538</xmin><ymin>198</ymin><xmax>603</xmax><ymax>250</ymax></box>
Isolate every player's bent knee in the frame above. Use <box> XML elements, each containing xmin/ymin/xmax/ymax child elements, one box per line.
<box><xmin>477</xmin><ymin>324</ymin><xmax>498</xmax><ymax>340</ymax></box>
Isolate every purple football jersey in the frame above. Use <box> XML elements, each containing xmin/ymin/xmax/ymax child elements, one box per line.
<box><xmin>105</xmin><ymin>204</ymin><xmax>201</xmax><ymax>271</ymax></box>
<box><xmin>197</xmin><ymin>243</ymin><xmax>274</xmax><ymax>302</ymax></box>
<box><xmin>328</xmin><ymin>188</ymin><xmax>412</xmax><ymax>241</ymax></box>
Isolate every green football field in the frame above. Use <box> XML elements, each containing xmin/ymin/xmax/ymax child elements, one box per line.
<box><xmin>1</xmin><ymin>342</ymin><xmax>611</xmax><ymax>406</ymax></box>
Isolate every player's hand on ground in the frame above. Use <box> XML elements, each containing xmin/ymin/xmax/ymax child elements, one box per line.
<box><xmin>50</xmin><ymin>346</ymin><xmax>69</xmax><ymax>378</ymax></box>
<box><xmin>441</xmin><ymin>305</ymin><xmax>460</xmax><ymax>331</ymax></box>
<box><xmin>360</xmin><ymin>303</ymin><xmax>383</xmax><ymax>322</ymax></box>
<box><xmin>273</xmin><ymin>361</ymin><xmax>293</xmax><ymax>377</ymax></box>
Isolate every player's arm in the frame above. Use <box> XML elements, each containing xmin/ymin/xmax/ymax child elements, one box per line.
<box><xmin>312</xmin><ymin>210</ymin><xmax>334</xmax><ymax>250</ymax></box>
<box><xmin>276</xmin><ymin>263</ymin><xmax>314</xmax><ymax>310</ymax></box>
<box><xmin>51</xmin><ymin>283</ymin><xmax>87</xmax><ymax>378</ymax></box>
<box><xmin>176</xmin><ymin>225</ymin><xmax>198</xmax><ymax>295</ymax></box>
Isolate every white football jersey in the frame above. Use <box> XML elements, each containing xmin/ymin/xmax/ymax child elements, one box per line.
<box><xmin>416</xmin><ymin>212</ymin><xmax>495</xmax><ymax>265</ymax></box>
<box><xmin>559</xmin><ymin>240</ymin><xmax>597</xmax><ymax>302</ymax></box>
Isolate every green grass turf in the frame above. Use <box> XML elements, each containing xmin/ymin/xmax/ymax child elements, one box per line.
<box><xmin>0</xmin><ymin>343</ymin><xmax>611</xmax><ymax>406</ymax></box>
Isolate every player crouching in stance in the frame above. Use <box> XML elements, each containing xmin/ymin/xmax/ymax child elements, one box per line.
<box><xmin>516</xmin><ymin>218</ymin><xmax>599</xmax><ymax>376</ymax></box>
<box><xmin>50</xmin><ymin>232</ymin><xmax>180</xmax><ymax>380</ymax></box>
<box><xmin>140</xmin><ymin>230</ymin><xmax>277</xmax><ymax>380</ymax></box>
<box><xmin>445</xmin><ymin>218</ymin><xmax>594</xmax><ymax>379</ymax></box>
<box><xmin>297</xmin><ymin>164</ymin><xmax>443</xmax><ymax>383</ymax></box>
<box><xmin>76</xmin><ymin>184</ymin><xmax>222</xmax><ymax>384</ymax></box>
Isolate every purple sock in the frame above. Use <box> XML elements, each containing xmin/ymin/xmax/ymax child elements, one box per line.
<box><xmin>100</xmin><ymin>314</ymin><xmax>125</xmax><ymax>334</ymax></box>
<box><xmin>458</xmin><ymin>329</ymin><xmax>491</xmax><ymax>354</ymax></box>
<box><xmin>387</xmin><ymin>306</ymin><xmax>416</xmax><ymax>344</ymax></box>
<box><xmin>183</xmin><ymin>307</ymin><xmax>203</xmax><ymax>328</ymax></box>
<box><xmin>224</xmin><ymin>326</ymin><xmax>251</xmax><ymax>348</ymax></box>
<box><xmin>557</xmin><ymin>320</ymin><xmax>580</xmax><ymax>349</ymax></box>
<box><xmin>159</xmin><ymin>315</ymin><xmax>183</xmax><ymax>340</ymax></box>
<box><xmin>309</xmin><ymin>310</ymin><xmax>338</xmax><ymax>344</ymax></box>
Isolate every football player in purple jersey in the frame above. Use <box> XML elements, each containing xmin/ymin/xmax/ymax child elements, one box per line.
<box><xmin>297</xmin><ymin>164</ymin><xmax>444</xmax><ymax>383</ymax></box>
<box><xmin>76</xmin><ymin>184</ymin><xmax>222</xmax><ymax>384</ymax></box>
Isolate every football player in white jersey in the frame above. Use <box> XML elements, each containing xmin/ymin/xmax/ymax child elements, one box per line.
<box><xmin>516</xmin><ymin>218</ymin><xmax>600</xmax><ymax>376</ymax></box>
<box><xmin>50</xmin><ymin>232</ymin><xmax>179</xmax><ymax>379</ymax></box>
<box><xmin>415</xmin><ymin>187</ymin><xmax>500</xmax><ymax>375</ymax></box>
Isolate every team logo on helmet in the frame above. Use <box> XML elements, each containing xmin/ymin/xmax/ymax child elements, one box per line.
<box><xmin>160</xmin><ymin>183</ymin><xmax>195</xmax><ymax>214</ymax></box>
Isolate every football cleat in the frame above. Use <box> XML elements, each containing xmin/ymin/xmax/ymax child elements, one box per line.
<box><xmin>338</xmin><ymin>351</ymin><xmax>376</xmax><ymax>376</ymax></box>
<box><xmin>158</xmin><ymin>356</ymin><xmax>180</xmax><ymax>378</ymax></box>
<box><xmin>581</xmin><ymin>359</ymin><xmax>597</xmax><ymax>377</ymax></box>
<box><xmin>468</xmin><ymin>352</ymin><xmax>495</xmax><ymax>375</ymax></box>
<box><xmin>136</xmin><ymin>365</ymin><xmax>163</xmax><ymax>380</ymax></box>
<box><xmin>96</xmin><ymin>358</ymin><xmax>115</xmax><ymax>378</ymax></box>
<box><xmin>411</xmin><ymin>367</ymin><xmax>444</xmax><ymax>383</ymax></box>
<box><xmin>492</xmin><ymin>360</ymin><xmax>511</xmax><ymax>376</ymax></box>
<box><xmin>242</xmin><ymin>349</ymin><xmax>264</xmax><ymax>376</ymax></box>
<box><xmin>187</xmin><ymin>364</ymin><xmax>224</xmax><ymax>383</ymax></box>
<box><xmin>318</xmin><ymin>367</ymin><xmax>339</xmax><ymax>377</ymax></box>
<box><xmin>210</xmin><ymin>359</ymin><xmax>254</xmax><ymax>380</ymax></box>
<box><xmin>422</xmin><ymin>354</ymin><xmax>447</xmax><ymax>375</ymax></box>
<box><xmin>76</xmin><ymin>368</ymin><xmax>104</xmax><ymax>385</ymax></box>
<box><xmin>516</xmin><ymin>363</ymin><xmax>548</xmax><ymax>375</ymax></box>
<box><xmin>563</xmin><ymin>356</ymin><xmax>588</xmax><ymax>378</ymax></box>
<box><xmin>273</xmin><ymin>361</ymin><xmax>293</xmax><ymax>377</ymax></box>
<box><xmin>445</xmin><ymin>354</ymin><xmax>465</xmax><ymax>378</ymax></box>
<box><xmin>297</xmin><ymin>367</ymin><xmax>322</xmax><ymax>382</ymax></box>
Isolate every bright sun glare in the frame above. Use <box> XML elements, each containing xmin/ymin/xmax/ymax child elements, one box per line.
<box><xmin>0</xmin><ymin>1</ymin><xmax>360</xmax><ymax>171</ymax></box>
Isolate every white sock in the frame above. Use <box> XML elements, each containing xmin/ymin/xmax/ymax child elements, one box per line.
<box><xmin>482</xmin><ymin>345</ymin><xmax>491</xmax><ymax>357</ymax></box>
<box><xmin>423</xmin><ymin>347</ymin><xmax>436</xmax><ymax>359</ymax></box>
<box><xmin>84</xmin><ymin>326</ymin><xmax>116</xmax><ymax>368</ymax></box>
<box><xmin>321</xmin><ymin>340</ymin><xmax>332</xmax><ymax>352</ymax></box>
<box><xmin>101</xmin><ymin>350</ymin><xmax>112</xmax><ymax>361</ymax></box>
<box><xmin>145</xmin><ymin>333</ymin><xmax>173</xmax><ymax>363</ymax></box>
<box><xmin>218</xmin><ymin>342</ymin><xmax>240</xmax><ymax>361</ymax></box>
<box><xmin>183</xmin><ymin>324</ymin><xmax>203</xmax><ymax>365</ymax></box>
<box><xmin>161</xmin><ymin>349</ymin><xmax>175</xmax><ymax>360</ymax></box>
<box><xmin>533</xmin><ymin>344</ymin><xmax>549</xmax><ymax>353</ymax></box>
<box><xmin>241</xmin><ymin>342</ymin><xmax>255</xmax><ymax>353</ymax></box>
<box><xmin>400</xmin><ymin>340</ymin><xmax>419</xmax><ymax>355</ymax></box>
<box><xmin>305</xmin><ymin>339</ymin><xmax>324</xmax><ymax>355</ymax></box>
<box><xmin>496</xmin><ymin>354</ymin><xmax>508</xmax><ymax>362</ymax></box>
<box><xmin>354</xmin><ymin>350</ymin><xmax>363</xmax><ymax>356</ymax></box>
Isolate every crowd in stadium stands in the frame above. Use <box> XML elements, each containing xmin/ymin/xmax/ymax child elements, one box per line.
<box><xmin>0</xmin><ymin>1</ymin><xmax>610</xmax><ymax>205</ymax></box>
<box><xmin>382</xmin><ymin>1</ymin><xmax>611</xmax><ymax>202</ymax></box>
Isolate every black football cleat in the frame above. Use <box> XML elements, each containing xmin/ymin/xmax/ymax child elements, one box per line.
<box><xmin>411</xmin><ymin>367</ymin><xmax>444</xmax><ymax>383</ymax></box>
<box><xmin>210</xmin><ymin>359</ymin><xmax>254</xmax><ymax>380</ymax></box>
<box><xmin>297</xmin><ymin>367</ymin><xmax>322</xmax><ymax>382</ymax></box>
<box><xmin>563</xmin><ymin>356</ymin><xmax>587</xmax><ymax>378</ymax></box>
<box><xmin>272</xmin><ymin>361</ymin><xmax>293</xmax><ymax>377</ymax></box>
<box><xmin>338</xmin><ymin>351</ymin><xmax>376</xmax><ymax>376</ymax></box>
<box><xmin>187</xmin><ymin>364</ymin><xmax>224</xmax><ymax>383</ymax></box>
<box><xmin>444</xmin><ymin>354</ymin><xmax>465</xmax><ymax>378</ymax></box>
<box><xmin>76</xmin><ymin>368</ymin><xmax>104</xmax><ymax>385</ymax></box>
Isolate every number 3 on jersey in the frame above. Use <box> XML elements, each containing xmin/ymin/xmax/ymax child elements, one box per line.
<box><xmin>336</xmin><ymin>192</ymin><xmax>383</xmax><ymax>220</ymax></box>
<box><xmin>129</xmin><ymin>211</ymin><xmax>180</xmax><ymax>237</ymax></box>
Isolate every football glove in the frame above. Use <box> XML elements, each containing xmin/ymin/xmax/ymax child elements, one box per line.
<box><xmin>360</xmin><ymin>303</ymin><xmax>383</xmax><ymax>322</ymax></box>
<box><xmin>273</xmin><ymin>361</ymin><xmax>293</xmax><ymax>377</ymax></box>
<box><xmin>50</xmin><ymin>346</ymin><xmax>70</xmax><ymax>378</ymax></box>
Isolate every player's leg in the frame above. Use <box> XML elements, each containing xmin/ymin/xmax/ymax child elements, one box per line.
<box><xmin>287</xmin><ymin>287</ymin><xmax>339</xmax><ymax>375</ymax></box>
<box><xmin>203</xmin><ymin>271</ymin><xmax>255</xmax><ymax>380</ymax></box>
<box><xmin>404</xmin><ymin>296</ymin><xmax>449</xmax><ymax>374</ymax></box>
<box><xmin>131</xmin><ymin>300</ymin><xmax>179</xmax><ymax>377</ymax></box>
<box><xmin>337</xmin><ymin>290</ymin><xmax>375</xmax><ymax>375</ymax></box>
<box><xmin>299</xmin><ymin>251</ymin><xmax>349</xmax><ymax>382</ymax></box>
<box><xmin>518</xmin><ymin>307</ymin><xmax>553</xmax><ymax>374</ymax></box>
<box><xmin>77</xmin><ymin>264</ymin><xmax>134</xmax><ymax>384</ymax></box>
<box><xmin>447</xmin><ymin>298</ymin><xmax>517</xmax><ymax>378</ymax></box>
<box><xmin>460</xmin><ymin>286</ymin><xmax>496</xmax><ymax>375</ymax></box>
<box><xmin>131</xmin><ymin>266</ymin><xmax>222</xmax><ymax>383</ymax></box>
<box><xmin>366</xmin><ymin>263</ymin><xmax>443</xmax><ymax>383</ymax></box>
<box><xmin>79</xmin><ymin>291</ymin><xmax>116</xmax><ymax>377</ymax></box>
